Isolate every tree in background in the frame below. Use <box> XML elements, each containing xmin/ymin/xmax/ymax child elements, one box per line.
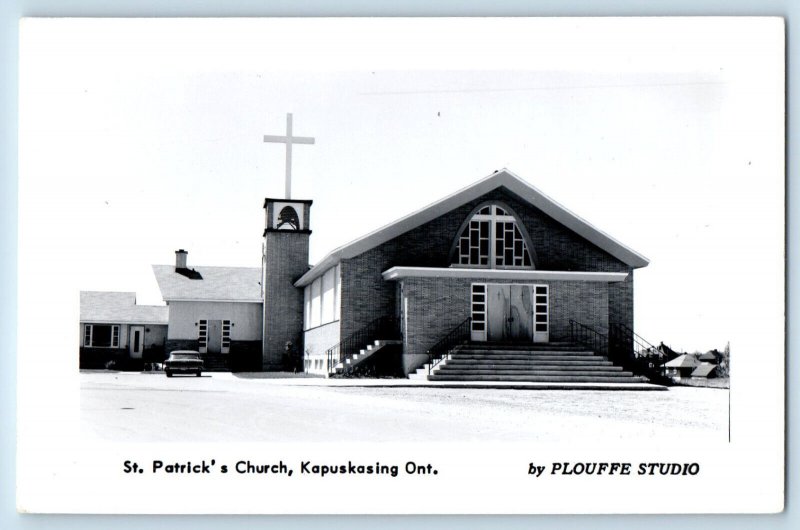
<box><xmin>716</xmin><ymin>341</ymin><xmax>730</xmax><ymax>378</ymax></box>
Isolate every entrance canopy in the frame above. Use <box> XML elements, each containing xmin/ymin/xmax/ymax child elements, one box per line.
<box><xmin>381</xmin><ymin>266</ymin><xmax>629</xmax><ymax>283</ymax></box>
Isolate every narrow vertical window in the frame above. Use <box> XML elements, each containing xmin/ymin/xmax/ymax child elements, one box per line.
<box><xmin>470</xmin><ymin>284</ymin><xmax>487</xmax><ymax>341</ymax></box>
<box><xmin>304</xmin><ymin>286</ymin><xmax>312</xmax><ymax>329</ymax></box>
<box><xmin>310</xmin><ymin>278</ymin><xmax>321</xmax><ymax>328</ymax></box>
<box><xmin>321</xmin><ymin>268</ymin><xmax>335</xmax><ymax>324</ymax></box>
<box><xmin>221</xmin><ymin>320</ymin><xmax>231</xmax><ymax>353</ymax></box>
<box><xmin>198</xmin><ymin>319</ymin><xmax>208</xmax><ymax>351</ymax></box>
<box><xmin>533</xmin><ymin>285</ymin><xmax>549</xmax><ymax>341</ymax></box>
<box><xmin>84</xmin><ymin>325</ymin><xmax>92</xmax><ymax>347</ymax></box>
<box><xmin>334</xmin><ymin>265</ymin><xmax>341</xmax><ymax>321</ymax></box>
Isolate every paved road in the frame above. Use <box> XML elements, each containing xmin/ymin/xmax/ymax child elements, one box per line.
<box><xmin>80</xmin><ymin>371</ymin><xmax>728</xmax><ymax>443</ymax></box>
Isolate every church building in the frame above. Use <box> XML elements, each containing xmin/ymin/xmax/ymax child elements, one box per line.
<box><xmin>283</xmin><ymin>169</ymin><xmax>649</xmax><ymax>378</ymax></box>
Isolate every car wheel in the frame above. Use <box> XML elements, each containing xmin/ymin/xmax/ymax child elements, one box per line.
<box><xmin>196</xmin><ymin>371</ymin><xmax>201</xmax><ymax>377</ymax></box>
<box><xmin>166</xmin><ymin>371</ymin><xmax>173</xmax><ymax>377</ymax></box>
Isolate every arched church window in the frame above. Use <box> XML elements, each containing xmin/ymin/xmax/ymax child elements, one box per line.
<box><xmin>451</xmin><ymin>204</ymin><xmax>533</xmax><ymax>268</ymax></box>
<box><xmin>277</xmin><ymin>206</ymin><xmax>300</xmax><ymax>230</ymax></box>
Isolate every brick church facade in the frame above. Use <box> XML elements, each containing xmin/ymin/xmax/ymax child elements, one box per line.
<box><xmin>292</xmin><ymin>169</ymin><xmax>648</xmax><ymax>377</ymax></box>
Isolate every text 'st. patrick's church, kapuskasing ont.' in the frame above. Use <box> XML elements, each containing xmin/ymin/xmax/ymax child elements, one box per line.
<box><xmin>79</xmin><ymin>114</ymin><xmax>652</xmax><ymax>384</ymax></box>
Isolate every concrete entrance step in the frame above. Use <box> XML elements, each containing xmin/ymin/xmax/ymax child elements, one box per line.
<box><xmin>438</xmin><ymin>365</ymin><xmax>625</xmax><ymax>373</ymax></box>
<box><xmin>428</xmin><ymin>374</ymin><xmax>650</xmax><ymax>383</ymax></box>
<box><xmin>434</xmin><ymin>370</ymin><xmax>633</xmax><ymax>378</ymax></box>
<box><xmin>459</xmin><ymin>349</ymin><xmax>598</xmax><ymax>356</ymax></box>
<box><xmin>455</xmin><ymin>354</ymin><xmax>602</xmax><ymax>362</ymax></box>
<box><xmin>444</xmin><ymin>359</ymin><xmax>615</xmax><ymax>368</ymax></box>
<box><xmin>459</xmin><ymin>342</ymin><xmax>588</xmax><ymax>351</ymax></box>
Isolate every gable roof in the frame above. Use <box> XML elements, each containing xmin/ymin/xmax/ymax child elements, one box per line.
<box><xmin>691</xmin><ymin>363</ymin><xmax>717</xmax><ymax>377</ymax></box>
<box><xmin>295</xmin><ymin>168</ymin><xmax>649</xmax><ymax>287</ymax></box>
<box><xmin>698</xmin><ymin>351</ymin><xmax>718</xmax><ymax>362</ymax></box>
<box><xmin>152</xmin><ymin>265</ymin><xmax>262</xmax><ymax>302</ymax></box>
<box><xmin>80</xmin><ymin>291</ymin><xmax>168</xmax><ymax>325</ymax></box>
<box><xmin>664</xmin><ymin>354</ymin><xmax>701</xmax><ymax>369</ymax></box>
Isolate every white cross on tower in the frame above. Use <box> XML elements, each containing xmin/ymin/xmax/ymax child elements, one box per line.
<box><xmin>263</xmin><ymin>113</ymin><xmax>315</xmax><ymax>199</ymax></box>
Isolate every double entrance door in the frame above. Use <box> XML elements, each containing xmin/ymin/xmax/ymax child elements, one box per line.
<box><xmin>472</xmin><ymin>283</ymin><xmax>549</xmax><ymax>343</ymax></box>
<box><xmin>198</xmin><ymin>319</ymin><xmax>232</xmax><ymax>354</ymax></box>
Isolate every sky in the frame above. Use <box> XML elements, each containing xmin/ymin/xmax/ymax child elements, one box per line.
<box><xmin>18</xmin><ymin>18</ymin><xmax>784</xmax><ymax>352</ymax></box>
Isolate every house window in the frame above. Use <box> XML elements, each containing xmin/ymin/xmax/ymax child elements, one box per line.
<box><xmin>84</xmin><ymin>324</ymin><xmax>120</xmax><ymax>348</ymax></box>
<box><xmin>451</xmin><ymin>204</ymin><xmax>533</xmax><ymax>268</ymax></box>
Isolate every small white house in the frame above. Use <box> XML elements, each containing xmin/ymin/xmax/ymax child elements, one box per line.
<box><xmin>79</xmin><ymin>291</ymin><xmax>168</xmax><ymax>369</ymax></box>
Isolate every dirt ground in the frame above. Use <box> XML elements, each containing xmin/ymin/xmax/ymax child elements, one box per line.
<box><xmin>80</xmin><ymin>371</ymin><xmax>729</xmax><ymax>443</ymax></box>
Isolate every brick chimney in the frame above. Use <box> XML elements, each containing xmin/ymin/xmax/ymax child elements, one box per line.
<box><xmin>175</xmin><ymin>249</ymin><xmax>188</xmax><ymax>270</ymax></box>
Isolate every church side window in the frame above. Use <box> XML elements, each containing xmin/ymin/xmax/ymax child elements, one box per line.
<box><xmin>452</xmin><ymin>204</ymin><xmax>533</xmax><ymax>268</ymax></box>
<box><xmin>304</xmin><ymin>265</ymin><xmax>342</xmax><ymax>330</ymax></box>
<box><xmin>321</xmin><ymin>268</ymin><xmax>335</xmax><ymax>323</ymax></box>
<box><xmin>334</xmin><ymin>264</ymin><xmax>341</xmax><ymax>321</ymax></box>
<box><xmin>304</xmin><ymin>287</ymin><xmax>312</xmax><ymax>329</ymax></box>
<box><xmin>310</xmin><ymin>280</ymin><xmax>322</xmax><ymax>328</ymax></box>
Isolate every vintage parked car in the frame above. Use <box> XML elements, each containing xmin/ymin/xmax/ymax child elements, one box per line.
<box><xmin>164</xmin><ymin>350</ymin><xmax>204</xmax><ymax>377</ymax></box>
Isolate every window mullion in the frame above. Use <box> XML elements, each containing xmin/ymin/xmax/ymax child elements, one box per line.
<box><xmin>489</xmin><ymin>217</ymin><xmax>496</xmax><ymax>268</ymax></box>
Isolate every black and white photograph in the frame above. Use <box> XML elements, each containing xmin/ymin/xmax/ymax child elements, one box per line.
<box><xmin>16</xmin><ymin>17</ymin><xmax>784</xmax><ymax>514</ymax></box>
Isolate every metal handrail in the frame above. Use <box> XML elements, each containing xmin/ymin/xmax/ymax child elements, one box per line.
<box><xmin>427</xmin><ymin>317</ymin><xmax>472</xmax><ymax>375</ymax></box>
<box><xmin>568</xmin><ymin>319</ymin><xmax>608</xmax><ymax>356</ymax></box>
<box><xmin>607</xmin><ymin>323</ymin><xmax>673</xmax><ymax>385</ymax></box>
<box><xmin>326</xmin><ymin>315</ymin><xmax>400</xmax><ymax>376</ymax></box>
<box><xmin>609</xmin><ymin>323</ymin><xmax>661</xmax><ymax>359</ymax></box>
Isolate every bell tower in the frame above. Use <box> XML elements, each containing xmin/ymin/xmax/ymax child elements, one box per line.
<box><xmin>260</xmin><ymin>113</ymin><xmax>315</xmax><ymax>370</ymax></box>
<box><xmin>262</xmin><ymin>198</ymin><xmax>312</xmax><ymax>370</ymax></box>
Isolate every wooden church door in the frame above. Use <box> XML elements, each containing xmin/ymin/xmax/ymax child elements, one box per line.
<box><xmin>482</xmin><ymin>284</ymin><xmax>550</xmax><ymax>342</ymax></box>
<box><xmin>508</xmin><ymin>285</ymin><xmax>534</xmax><ymax>341</ymax></box>
<box><xmin>486</xmin><ymin>285</ymin><xmax>509</xmax><ymax>342</ymax></box>
<box><xmin>485</xmin><ymin>284</ymin><xmax>541</xmax><ymax>342</ymax></box>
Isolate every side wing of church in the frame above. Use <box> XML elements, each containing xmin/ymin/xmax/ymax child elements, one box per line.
<box><xmin>152</xmin><ymin>253</ymin><xmax>264</xmax><ymax>371</ymax></box>
<box><xmin>281</xmin><ymin>169</ymin><xmax>649</xmax><ymax>378</ymax></box>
